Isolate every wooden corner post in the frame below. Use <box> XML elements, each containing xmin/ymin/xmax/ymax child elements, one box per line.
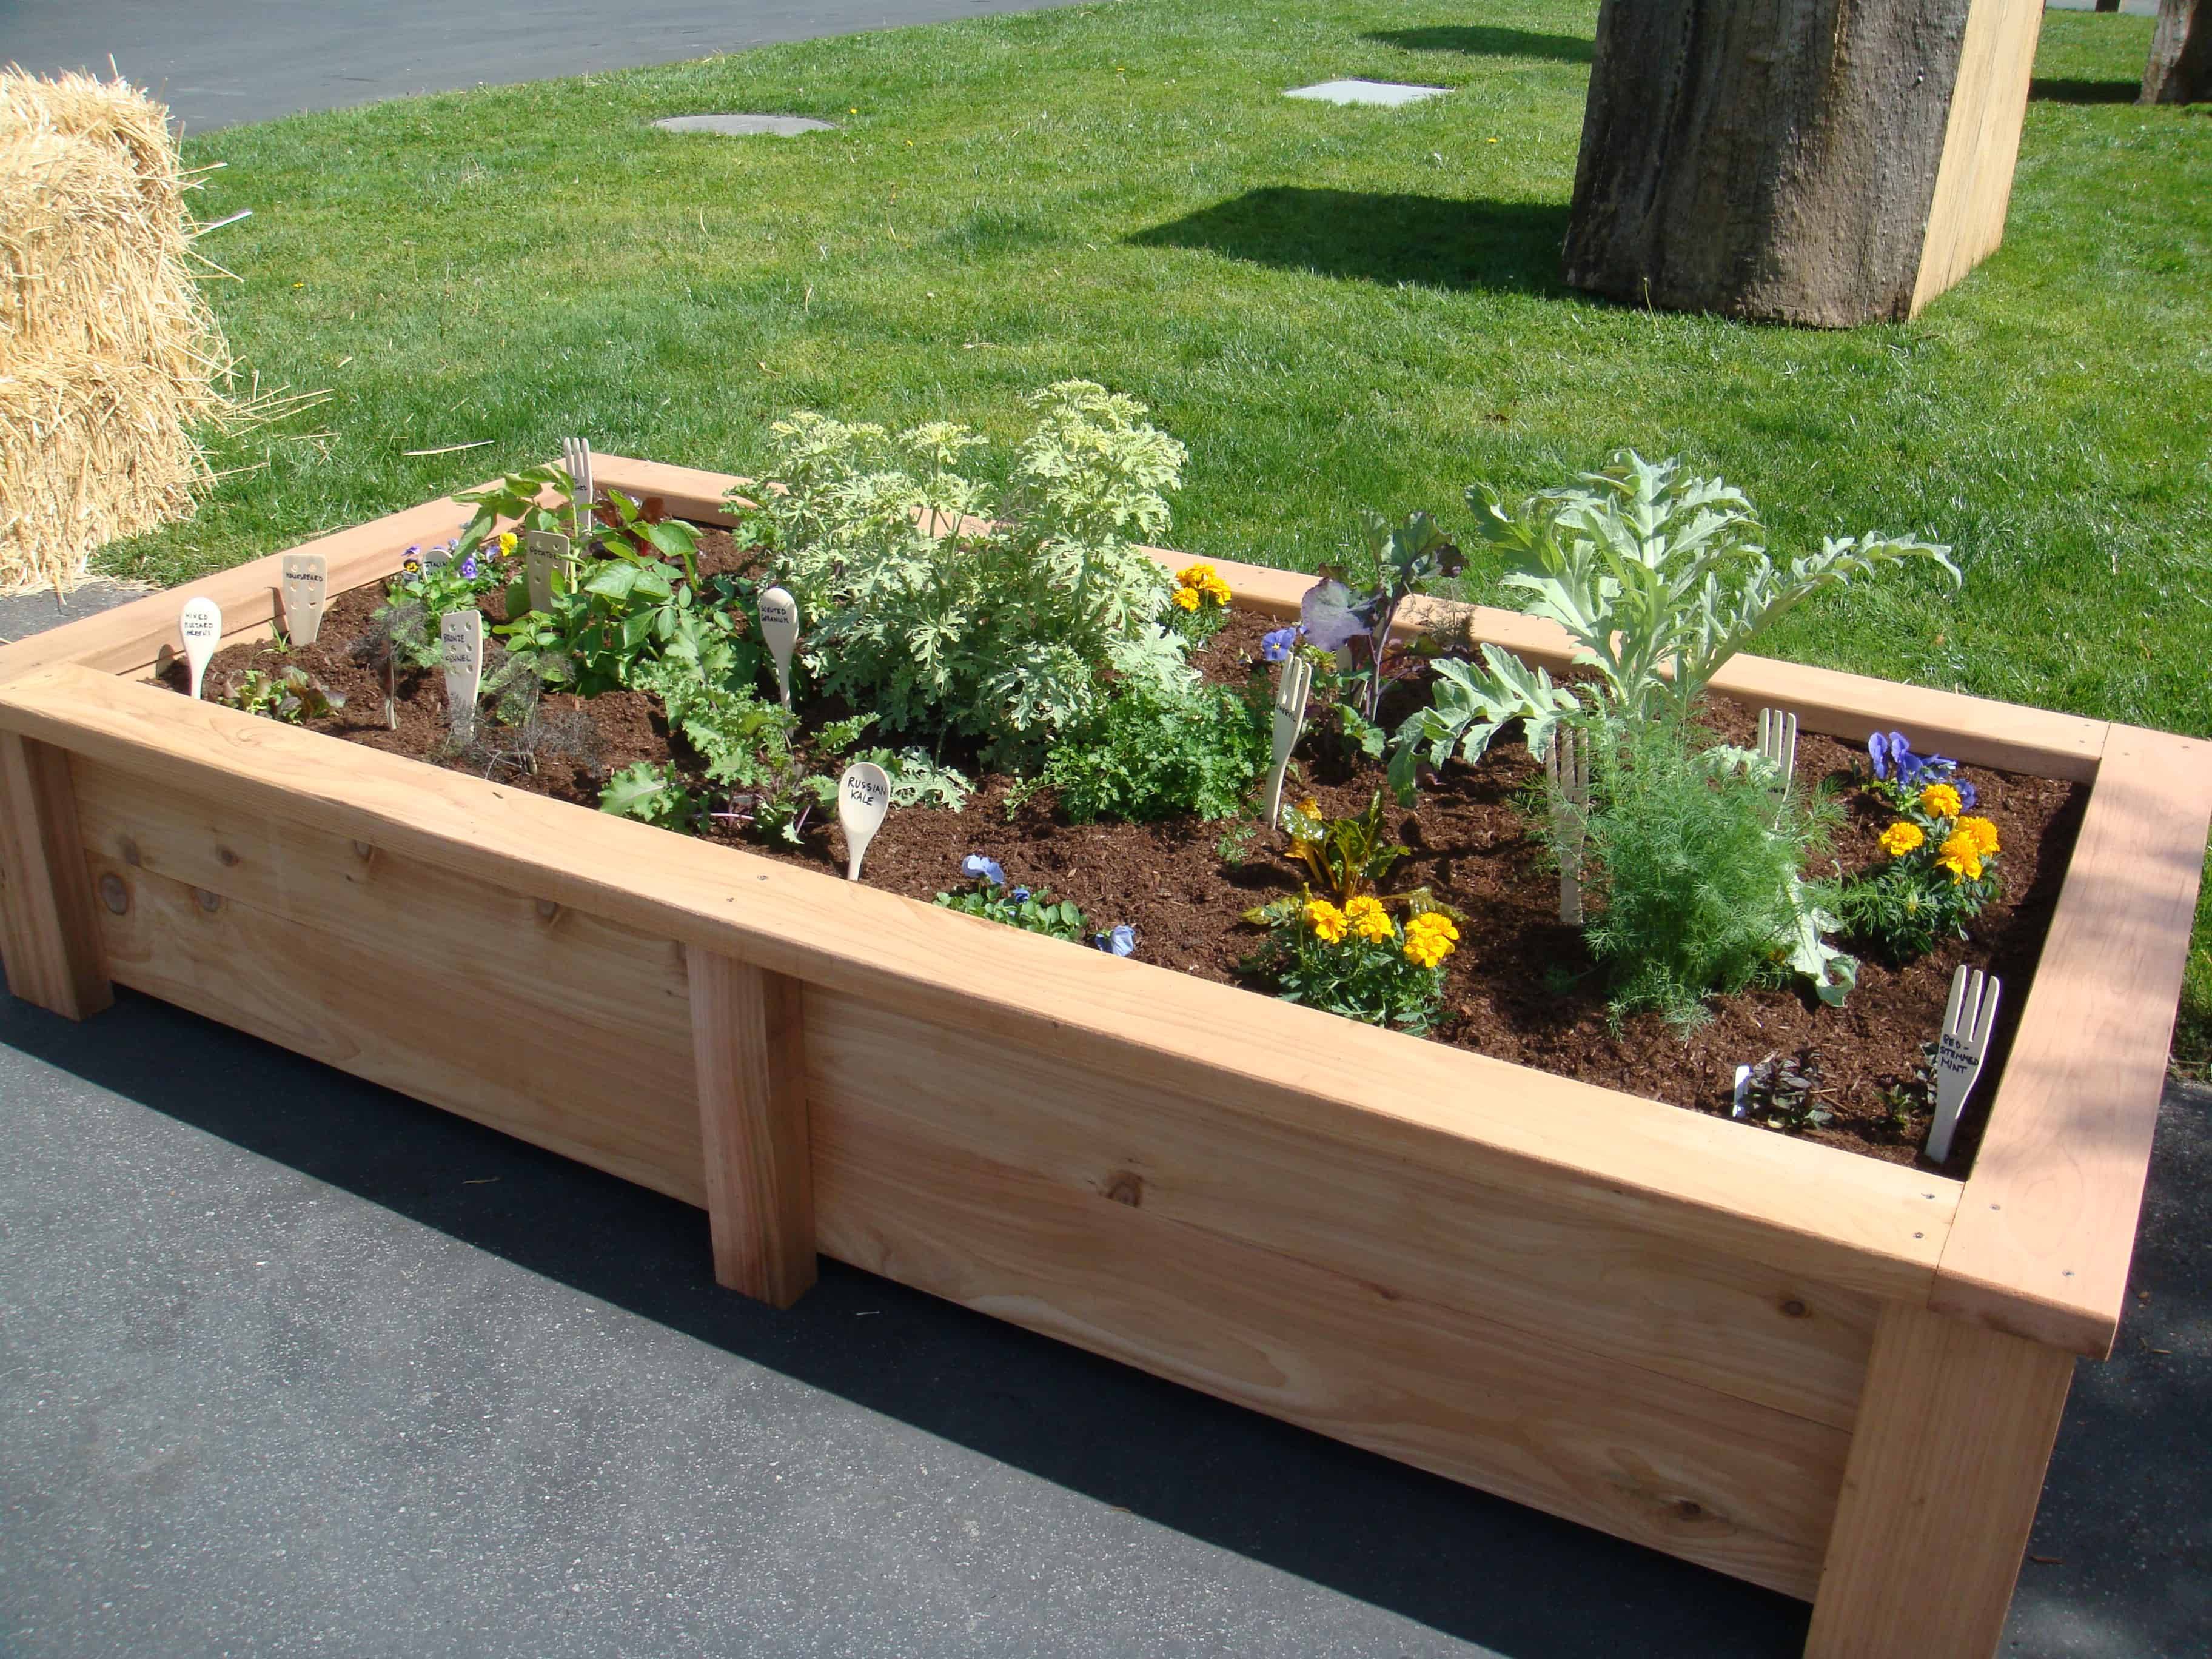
<box><xmin>1803</xmin><ymin>1301</ymin><xmax>2075</xmax><ymax>1658</ymax></box>
<box><xmin>688</xmin><ymin>948</ymin><xmax>817</xmax><ymax>1306</ymax></box>
<box><xmin>0</xmin><ymin>731</ymin><xmax>112</xmax><ymax>1021</ymax></box>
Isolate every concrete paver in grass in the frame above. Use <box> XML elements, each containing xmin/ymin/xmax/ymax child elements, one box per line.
<box><xmin>1283</xmin><ymin>78</ymin><xmax>1449</xmax><ymax>106</ymax></box>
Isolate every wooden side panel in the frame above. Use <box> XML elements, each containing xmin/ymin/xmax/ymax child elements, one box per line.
<box><xmin>1911</xmin><ymin>0</ymin><xmax>2046</xmax><ymax>315</ymax></box>
<box><xmin>0</xmin><ymin>731</ymin><xmax>112</xmax><ymax>1019</ymax></box>
<box><xmin>1936</xmin><ymin>728</ymin><xmax>2212</xmax><ymax>1355</ymax></box>
<box><xmin>1804</xmin><ymin>1301</ymin><xmax>2074</xmax><ymax>1657</ymax></box>
<box><xmin>813</xmin><ymin>1108</ymin><xmax>1849</xmax><ymax>1600</ymax></box>
<box><xmin>690</xmin><ymin>951</ymin><xmax>816</xmax><ymax>1306</ymax></box>
<box><xmin>806</xmin><ymin>988</ymin><xmax>1879</xmax><ymax>1430</ymax></box>
<box><xmin>90</xmin><ymin>861</ymin><xmax>705</xmax><ymax>1208</ymax></box>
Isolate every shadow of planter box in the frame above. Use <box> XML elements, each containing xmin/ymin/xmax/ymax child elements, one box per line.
<box><xmin>1</xmin><ymin>455</ymin><xmax>2204</xmax><ymax>1659</ymax></box>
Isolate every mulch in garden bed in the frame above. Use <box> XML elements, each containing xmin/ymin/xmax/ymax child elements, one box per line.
<box><xmin>163</xmin><ymin>526</ymin><xmax>2084</xmax><ymax>1173</ymax></box>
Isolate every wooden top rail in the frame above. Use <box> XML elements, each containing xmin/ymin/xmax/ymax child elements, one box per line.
<box><xmin>0</xmin><ymin>660</ymin><xmax>1959</xmax><ymax>1305</ymax></box>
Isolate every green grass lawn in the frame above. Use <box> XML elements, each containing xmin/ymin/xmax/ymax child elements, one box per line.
<box><xmin>114</xmin><ymin>0</ymin><xmax>2210</xmax><ymax>1064</ymax></box>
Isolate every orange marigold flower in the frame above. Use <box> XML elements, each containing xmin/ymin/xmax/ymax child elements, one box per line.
<box><xmin>1878</xmin><ymin>821</ymin><xmax>1925</xmax><ymax>857</ymax></box>
<box><xmin>1304</xmin><ymin>898</ymin><xmax>1348</xmax><ymax>944</ymax></box>
<box><xmin>1956</xmin><ymin>815</ymin><xmax>2000</xmax><ymax>858</ymax></box>
<box><xmin>1936</xmin><ymin>830</ymin><xmax>1983</xmax><ymax>883</ymax></box>
<box><xmin>1170</xmin><ymin>585</ymin><xmax>1201</xmax><ymax>611</ymax></box>
<box><xmin>1918</xmin><ymin>782</ymin><xmax>1963</xmax><ymax>820</ymax></box>
<box><xmin>1344</xmin><ymin>894</ymin><xmax>1393</xmax><ymax>943</ymax></box>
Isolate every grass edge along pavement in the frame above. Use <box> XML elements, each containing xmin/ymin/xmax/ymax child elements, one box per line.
<box><xmin>75</xmin><ymin>0</ymin><xmax>2212</xmax><ymax>1067</ymax></box>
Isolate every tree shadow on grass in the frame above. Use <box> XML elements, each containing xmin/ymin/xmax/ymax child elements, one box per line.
<box><xmin>1</xmin><ymin>975</ymin><xmax>1810</xmax><ymax>1659</ymax></box>
<box><xmin>1130</xmin><ymin>187</ymin><xmax>1570</xmax><ymax>295</ymax></box>
<box><xmin>1365</xmin><ymin>25</ymin><xmax>1594</xmax><ymax>64</ymax></box>
<box><xmin>2028</xmin><ymin>77</ymin><xmax>2140</xmax><ymax>104</ymax></box>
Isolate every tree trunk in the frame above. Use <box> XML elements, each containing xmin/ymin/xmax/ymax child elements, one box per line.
<box><xmin>2142</xmin><ymin>0</ymin><xmax>2211</xmax><ymax>102</ymax></box>
<box><xmin>1564</xmin><ymin>0</ymin><xmax>2043</xmax><ymax>327</ymax></box>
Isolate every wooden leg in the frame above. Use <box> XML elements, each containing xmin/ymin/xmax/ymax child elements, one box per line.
<box><xmin>1804</xmin><ymin>1302</ymin><xmax>2075</xmax><ymax>1658</ymax></box>
<box><xmin>0</xmin><ymin>732</ymin><xmax>111</xmax><ymax>1021</ymax></box>
<box><xmin>688</xmin><ymin>948</ymin><xmax>816</xmax><ymax>1306</ymax></box>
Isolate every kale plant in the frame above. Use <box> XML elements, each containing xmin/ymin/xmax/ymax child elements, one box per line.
<box><xmin>1298</xmin><ymin>509</ymin><xmax>1464</xmax><ymax>733</ymax></box>
<box><xmin>743</xmin><ymin>381</ymin><xmax>1194</xmax><ymax>760</ymax></box>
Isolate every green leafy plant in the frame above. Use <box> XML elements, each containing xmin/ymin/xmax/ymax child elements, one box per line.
<box><xmin>1581</xmin><ymin>719</ymin><xmax>1855</xmax><ymax>1027</ymax></box>
<box><xmin>1398</xmin><ymin>454</ymin><xmax>1957</xmax><ymax>773</ymax></box>
<box><xmin>1297</xmin><ymin>510</ymin><xmax>1465</xmax><ymax>727</ymax></box>
<box><xmin>598</xmin><ymin>760</ymin><xmax>700</xmax><ymax>830</ymax></box>
<box><xmin>743</xmin><ymin>381</ymin><xmax>1195</xmax><ymax>758</ymax></box>
<box><xmin>1242</xmin><ymin>890</ymin><xmax>1458</xmax><ymax>1034</ymax></box>
<box><xmin>365</xmin><ymin>540</ymin><xmax>512</xmax><ymax>669</ymax></box>
<box><xmin>220</xmin><ymin>665</ymin><xmax>343</xmax><ymax>725</ymax></box>
<box><xmin>1039</xmin><ymin>672</ymin><xmax>1268</xmax><ymax>823</ymax></box>
<box><xmin>934</xmin><ymin>859</ymin><xmax>1093</xmax><ymax>943</ymax></box>
<box><xmin>1737</xmin><ymin>1048</ymin><xmax>1833</xmax><ymax>1133</ymax></box>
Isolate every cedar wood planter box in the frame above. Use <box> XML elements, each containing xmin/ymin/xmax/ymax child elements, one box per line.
<box><xmin>2</xmin><ymin>457</ymin><xmax>2205</xmax><ymax>1658</ymax></box>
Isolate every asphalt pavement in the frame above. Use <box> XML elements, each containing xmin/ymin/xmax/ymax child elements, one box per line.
<box><xmin>1</xmin><ymin>0</ymin><xmax>1084</xmax><ymax>132</ymax></box>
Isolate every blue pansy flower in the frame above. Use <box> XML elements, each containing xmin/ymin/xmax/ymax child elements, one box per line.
<box><xmin>962</xmin><ymin>853</ymin><xmax>1005</xmax><ymax>888</ymax></box>
<box><xmin>1261</xmin><ymin>625</ymin><xmax>1304</xmax><ymax>663</ymax></box>
<box><xmin>459</xmin><ymin>555</ymin><xmax>479</xmax><ymax>580</ymax></box>
<box><xmin>1009</xmin><ymin>886</ymin><xmax>1030</xmax><ymax>903</ymax></box>
<box><xmin>1094</xmin><ymin>924</ymin><xmax>1136</xmax><ymax>957</ymax></box>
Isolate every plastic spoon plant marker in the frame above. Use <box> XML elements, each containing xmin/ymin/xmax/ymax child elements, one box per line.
<box><xmin>179</xmin><ymin>597</ymin><xmax>222</xmax><ymax>700</ymax></box>
<box><xmin>441</xmin><ymin>609</ymin><xmax>484</xmax><ymax>742</ymax></box>
<box><xmin>837</xmin><ymin>761</ymin><xmax>891</xmax><ymax>882</ymax></box>
<box><xmin>1546</xmin><ymin>726</ymin><xmax>1591</xmax><ymax>926</ymax></box>
<box><xmin>280</xmin><ymin>553</ymin><xmax>327</xmax><ymax>647</ymax></box>
<box><xmin>1264</xmin><ymin>654</ymin><xmax>1313</xmax><ymax>827</ymax></box>
<box><xmin>523</xmin><ymin>529</ymin><xmax>571</xmax><ymax>615</ymax></box>
<box><xmin>758</xmin><ymin>586</ymin><xmax>800</xmax><ymax>709</ymax></box>
<box><xmin>1925</xmin><ymin>964</ymin><xmax>2000</xmax><ymax>1164</ymax></box>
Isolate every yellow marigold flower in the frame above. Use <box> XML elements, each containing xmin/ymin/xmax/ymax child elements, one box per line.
<box><xmin>1170</xmin><ymin>585</ymin><xmax>1201</xmax><ymax>612</ymax></box>
<box><xmin>1173</xmin><ymin>562</ymin><xmax>1230</xmax><ymax>608</ymax></box>
<box><xmin>1201</xmin><ymin>575</ymin><xmax>1231</xmax><ymax>605</ymax></box>
<box><xmin>1956</xmin><ymin>815</ymin><xmax>2000</xmax><ymax>857</ymax></box>
<box><xmin>1878</xmin><ymin>821</ymin><xmax>1925</xmax><ymax>857</ymax></box>
<box><xmin>1918</xmin><ymin>782</ymin><xmax>1963</xmax><ymax>820</ymax></box>
<box><xmin>1304</xmin><ymin>899</ymin><xmax>1349</xmax><ymax>944</ymax></box>
<box><xmin>1401</xmin><ymin>911</ymin><xmax>1459</xmax><ymax>968</ymax></box>
<box><xmin>1937</xmin><ymin>830</ymin><xmax>1983</xmax><ymax>883</ymax></box>
<box><xmin>497</xmin><ymin>530</ymin><xmax>518</xmax><ymax>555</ymax></box>
<box><xmin>1344</xmin><ymin>894</ymin><xmax>1393</xmax><ymax>943</ymax></box>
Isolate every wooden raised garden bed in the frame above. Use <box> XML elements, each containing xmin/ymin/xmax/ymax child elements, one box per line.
<box><xmin>2</xmin><ymin>456</ymin><xmax>2205</xmax><ymax>1658</ymax></box>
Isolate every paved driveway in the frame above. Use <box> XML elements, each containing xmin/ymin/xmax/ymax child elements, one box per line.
<box><xmin>1</xmin><ymin>0</ymin><xmax>1084</xmax><ymax>132</ymax></box>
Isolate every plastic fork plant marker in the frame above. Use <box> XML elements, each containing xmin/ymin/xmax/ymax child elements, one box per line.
<box><xmin>563</xmin><ymin>437</ymin><xmax>594</xmax><ymax>543</ymax></box>
<box><xmin>179</xmin><ymin>597</ymin><xmax>221</xmax><ymax>700</ymax></box>
<box><xmin>1925</xmin><ymin>964</ymin><xmax>2001</xmax><ymax>1164</ymax></box>
<box><xmin>441</xmin><ymin>609</ymin><xmax>484</xmax><ymax>742</ymax></box>
<box><xmin>1546</xmin><ymin>727</ymin><xmax>1591</xmax><ymax>926</ymax></box>
<box><xmin>1758</xmin><ymin>707</ymin><xmax>1798</xmax><ymax>794</ymax></box>
<box><xmin>280</xmin><ymin>553</ymin><xmax>327</xmax><ymax>646</ymax></box>
<box><xmin>523</xmin><ymin>530</ymin><xmax>571</xmax><ymax>615</ymax></box>
<box><xmin>838</xmin><ymin>761</ymin><xmax>891</xmax><ymax>882</ymax></box>
<box><xmin>1265</xmin><ymin>654</ymin><xmax>1313</xmax><ymax>827</ymax></box>
<box><xmin>758</xmin><ymin>586</ymin><xmax>800</xmax><ymax>709</ymax></box>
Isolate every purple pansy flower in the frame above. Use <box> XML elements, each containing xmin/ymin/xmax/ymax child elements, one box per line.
<box><xmin>1094</xmin><ymin>924</ymin><xmax>1136</xmax><ymax>957</ymax></box>
<box><xmin>1009</xmin><ymin>886</ymin><xmax>1030</xmax><ymax>903</ymax></box>
<box><xmin>1260</xmin><ymin>625</ymin><xmax>1303</xmax><ymax>663</ymax></box>
<box><xmin>962</xmin><ymin>853</ymin><xmax>1005</xmax><ymax>888</ymax></box>
<box><xmin>460</xmin><ymin>555</ymin><xmax>479</xmax><ymax>580</ymax></box>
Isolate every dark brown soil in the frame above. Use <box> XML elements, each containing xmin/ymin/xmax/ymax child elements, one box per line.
<box><xmin>166</xmin><ymin>526</ymin><xmax>2084</xmax><ymax>1174</ymax></box>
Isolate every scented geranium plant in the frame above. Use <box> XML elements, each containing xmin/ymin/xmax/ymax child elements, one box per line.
<box><xmin>742</xmin><ymin>381</ymin><xmax>1197</xmax><ymax>761</ymax></box>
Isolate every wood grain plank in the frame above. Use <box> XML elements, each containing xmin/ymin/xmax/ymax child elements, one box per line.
<box><xmin>690</xmin><ymin>951</ymin><xmax>816</xmax><ymax>1305</ymax></box>
<box><xmin>1911</xmin><ymin>0</ymin><xmax>2045</xmax><ymax>315</ymax></box>
<box><xmin>806</xmin><ymin>987</ymin><xmax>1879</xmax><ymax>1429</ymax></box>
<box><xmin>1935</xmin><ymin>727</ymin><xmax>2212</xmax><ymax>1356</ymax></box>
<box><xmin>0</xmin><ymin>731</ymin><xmax>112</xmax><ymax>1019</ymax></box>
<box><xmin>814</xmin><ymin>1111</ymin><xmax>1851</xmax><ymax>1599</ymax></box>
<box><xmin>0</xmin><ymin>663</ymin><xmax>1959</xmax><ymax>1307</ymax></box>
<box><xmin>94</xmin><ymin>862</ymin><xmax>705</xmax><ymax>1205</ymax></box>
<box><xmin>1803</xmin><ymin>1301</ymin><xmax>2075</xmax><ymax>1657</ymax></box>
<box><xmin>69</xmin><ymin>757</ymin><xmax>691</xmax><ymax>1050</ymax></box>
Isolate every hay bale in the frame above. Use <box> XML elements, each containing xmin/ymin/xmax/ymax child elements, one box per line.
<box><xmin>0</xmin><ymin>69</ymin><xmax>233</xmax><ymax>594</ymax></box>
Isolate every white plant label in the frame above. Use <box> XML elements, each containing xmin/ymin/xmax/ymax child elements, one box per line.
<box><xmin>179</xmin><ymin>597</ymin><xmax>223</xmax><ymax>700</ymax></box>
<box><xmin>523</xmin><ymin>529</ymin><xmax>572</xmax><ymax>614</ymax></box>
<box><xmin>1731</xmin><ymin>1063</ymin><xmax>1753</xmax><ymax>1120</ymax></box>
<box><xmin>758</xmin><ymin>586</ymin><xmax>800</xmax><ymax>708</ymax></box>
<box><xmin>1758</xmin><ymin>707</ymin><xmax>1798</xmax><ymax>796</ymax></box>
<box><xmin>441</xmin><ymin>609</ymin><xmax>484</xmax><ymax>738</ymax></box>
<box><xmin>837</xmin><ymin>761</ymin><xmax>891</xmax><ymax>882</ymax></box>
<box><xmin>1547</xmin><ymin>727</ymin><xmax>1591</xmax><ymax>927</ymax></box>
<box><xmin>1265</xmin><ymin>654</ymin><xmax>1313</xmax><ymax>827</ymax></box>
<box><xmin>563</xmin><ymin>437</ymin><xmax>595</xmax><ymax>543</ymax></box>
<box><xmin>1925</xmin><ymin>965</ymin><xmax>2001</xmax><ymax>1164</ymax></box>
<box><xmin>280</xmin><ymin>554</ymin><xmax>327</xmax><ymax>646</ymax></box>
<box><xmin>423</xmin><ymin>544</ymin><xmax>454</xmax><ymax>571</ymax></box>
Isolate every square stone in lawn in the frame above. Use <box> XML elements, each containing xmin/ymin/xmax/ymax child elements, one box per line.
<box><xmin>1282</xmin><ymin>80</ymin><xmax>1449</xmax><ymax>107</ymax></box>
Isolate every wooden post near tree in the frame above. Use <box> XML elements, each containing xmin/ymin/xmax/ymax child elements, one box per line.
<box><xmin>1565</xmin><ymin>0</ymin><xmax>2047</xmax><ymax>327</ymax></box>
<box><xmin>2142</xmin><ymin>0</ymin><xmax>2210</xmax><ymax>103</ymax></box>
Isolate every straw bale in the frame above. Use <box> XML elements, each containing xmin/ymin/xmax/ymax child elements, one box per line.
<box><xmin>0</xmin><ymin>69</ymin><xmax>233</xmax><ymax>594</ymax></box>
